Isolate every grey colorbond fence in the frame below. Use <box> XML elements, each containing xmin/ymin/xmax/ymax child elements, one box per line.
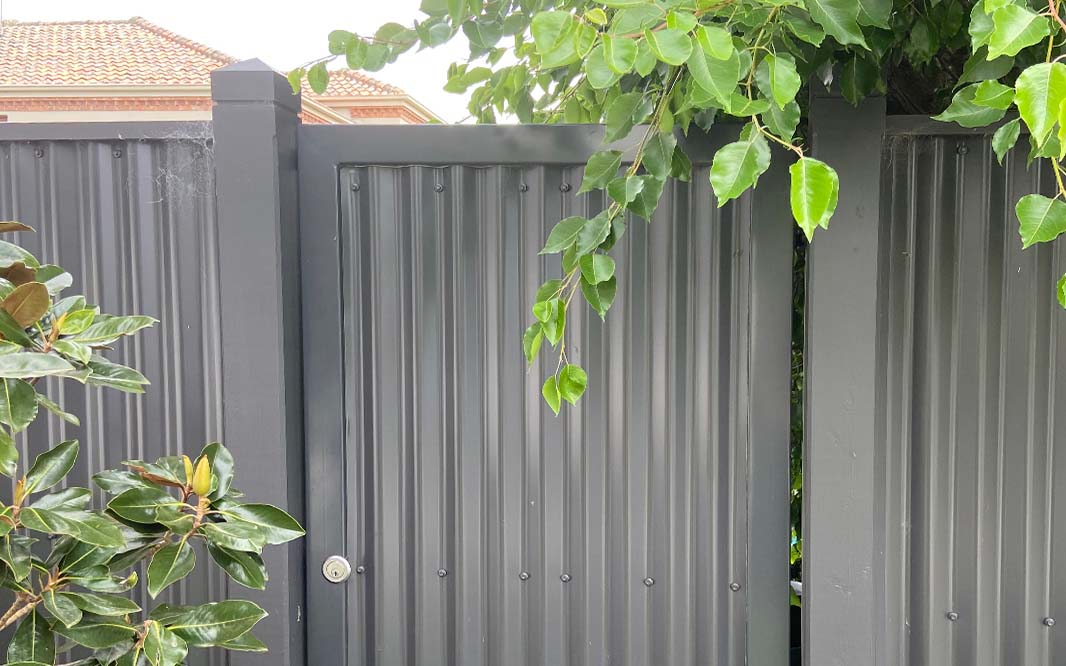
<box><xmin>0</xmin><ymin>59</ymin><xmax>1060</xmax><ymax>666</ymax></box>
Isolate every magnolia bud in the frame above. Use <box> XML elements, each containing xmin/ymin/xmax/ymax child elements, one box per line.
<box><xmin>192</xmin><ymin>456</ymin><xmax>212</xmax><ymax>496</ymax></box>
<box><xmin>182</xmin><ymin>455</ymin><xmax>194</xmax><ymax>487</ymax></box>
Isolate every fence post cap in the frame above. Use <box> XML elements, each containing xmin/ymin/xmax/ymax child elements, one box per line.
<box><xmin>211</xmin><ymin>58</ymin><xmax>300</xmax><ymax>112</ymax></box>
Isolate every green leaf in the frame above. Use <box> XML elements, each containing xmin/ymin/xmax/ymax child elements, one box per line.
<box><xmin>7</xmin><ymin>610</ymin><xmax>54</xmax><ymax>666</ymax></box>
<box><xmin>166</xmin><ymin>600</ymin><xmax>268</xmax><ymax>647</ymax></box>
<box><xmin>782</xmin><ymin>9</ymin><xmax>826</xmax><ymax>45</ymax></box>
<box><xmin>42</xmin><ymin>588</ymin><xmax>82</xmax><ymax>628</ymax></box>
<box><xmin>217</xmin><ymin>503</ymin><xmax>304</xmax><ymax>544</ymax></box>
<box><xmin>557</xmin><ymin>364</ymin><xmax>588</xmax><ymax>405</ymax></box>
<box><xmin>687</xmin><ymin>48</ymin><xmax>741</xmax><ymax>106</ymax></box>
<box><xmin>972</xmin><ymin>80</ymin><xmax>1014</xmax><ymax>109</ymax></box>
<box><xmin>695</xmin><ymin>24</ymin><xmax>734</xmax><ymax>59</ymax></box>
<box><xmin>61</xmin><ymin>592</ymin><xmax>141</xmax><ymax>617</ymax></box>
<box><xmin>72</xmin><ymin>315</ymin><xmax>156</xmax><ymax>344</ymax></box>
<box><xmin>532</xmin><ymin>12</ymin><xmax>578</xmax><ymax>68</ymax></box>
<box><xmin>992</xmin><ymin>118</ymin><xmax>1022</xmax><ymax>164</ymax></box>
<box><xmin>645</xmin><ymin>28</ymin><xmax>693</xmax><ymax>66</ymax></box>
<box><xmin>987</xmin><ymin>5</ymin><xmax>1050</xmax><ymax>59</ymax></box>
<box><xmin>933</xmin><ymin>85</ymin><xmax>1007</xmax><ymax>128</ymax></box>
<box><xmin>603</xmin><ymin>35</ymin><xmax>637</xmax><ymax>74</ymax></box>
<box><xmin>0</xmin><ymin>379</ymin><xmax>36</xmax><ymax>432</ymax></box>
<box><xmin>86</xmin><ymin>357</ymin><xmax>150</xmax><ymax>393</ymax></box>
<box><xmin>36</xmin><ymin>393</ymin><xmax>79</xmax><ymax>426</ymax></box>
<box><xmin>31</xmin><ymin>487</ymin><xmax>90</xmax><ymax>511</ymax></box>
<box><xmin>0</xmin><ymin>308</ymin><xmax>34</xmax><ymax>347</ymax></box>
<box><xmin>627</xmin><ymin>176</ymin><xmax>666</xmax><ymax>220</ymax></box>
<box><xmin>147</xmin><ymin>541</ymin><xmax>195</xmax><ymax>598</ymax></box>
<box><xmin>0</xmin><ymin>352</ymin><xmax>73</xmax><ymax>379</ymax></box>
<box><xmin>1015</xmin><ymin>62</ymin><xmax>1066</xmax><ymax>147</ymax></box>
<box><xmin>201</xmin><ymin>521</ymin><xmax>267</xmax><ymax>553</ymax></box>
<box><xmin>579</xmin><ymin>254</ymin><xmax>616</xmax><ymax>285</ymax></box>
<box><xmin>806</xmin><ymin>0</ymin><xmax>868</xmax><ymax>48</ymax></box>
<box><xmin>789</xmin><ymin>157</ymin><xmax>840</xmax><ymax>241</ymax></box>
<box><xmin>585</xmin><ymin>45</ymin><xmax>623</xmax><ymax>90</ymax></box>
<box><xmin>0</xmin><ymin>241</ymin><xmax>38</xmax><ymax>270</ymax></box>
<box><xmin>585</xmin><ymin>8</ymin><xmax>608</xmax><ymax>25</ymax></box>
<box><xmin>540</xmin><ymin>217</ymin><xmax>587</xmax><ymax>254</ymax></box>
<box><xmin>108</xmin><ymin>487</ymin><xmax>182</xmax><ymax>524</ymax></box>
<box><xmin>306</xmin><ymin>63</ymin><xmax>329</xmax><ymax>95</ymax></box>
<box><xmin>755</xmin><ymin>54</ymin><xmax>802</xmax><ymax>109</ymax></box>
<box><xmin>219</xmin><ymin>631</ymin><xmax>268</xmax><ymax>652</ymax></box>
<box><xmin>607</xmin><ymin>176</ymin><xmax>646</xmax><ymax>206</ymax></box>
<box><xmin>576</xmin><ymin>211</ymin><xmax>612</xmax><ymax>256</ymax></box>
<box><xmin>54</xmin><ymin>614</ymin><xmax>137</xmax><ymax>649</ymax></box>
<box><xmin>542</xmin><ymin>376</ymin><xmax>561</xmax><ymax>415</ymax></box>
<box><xmin>762</xmin><ymin>100</ymin><xmax>801</xmax><ymax>141</ymax></box>
<box><xmin>208</xmin><ymin>543</ymin><xmax>268</xmax><ymax>590</ymax></box>
<box><xmin>21</xmin><ymin>508</ymin><xmax>124</xmax><ymax>548</ymax></box>
<box><xmin>143</xmin><ymin>621</ymin><xmax>189</xmax><ymax>666</ymax></box>
<box><xmin>579</xmin><ymin>152</ymin><xmax>623</xmax><ymax>194</ymax></box>
<box><xmin>642</xmin><ymin>131</ymin><xmax>677</xmax><ymax>181</ymax></box>
<box><xmin>1058</xmin><ymin>274</ymin><xmax>1066</xmax><ymax>309</ymax></box>
<box><xmin>0</xmin><ymin>427</ymin><xmax>17</xmax><ymax>477</ymax></box>
<box><xmin>709</xmin><ymin>135</ymin><xmax>772</xmax><ymax>206</ymax></box>
<box><xmin>0</xmin><ymin>534</ymin><xmax>32</xmax><ymax>581</ymax></box>
<box><xmin>857</xmin><ymin>0</ymin><xmax>891</xmax><ymax>27</ymax></box>
<box><xmin>959</xmin><ymin>49</ymin><xmax>1014</xmax><ymax>86</ymax></box>
<box><xmin>581</xmin><ymin>276</ymin><xmax>617</xmax><ymax>319</ymax></box>
<box><xmin>522</xmin><ymin>324</ymin><xmax>543</xmax><ymax>366</ymax></box>
<box><xmin>604</xmin><ymin>92</ymin><xmax>653</xmax><ymax>143</ymax></box>
<box><xmin>1016</xmin><ymin>194</ymin><xmax>1066</xmax><ymax>248</ymax></box>
<box><xmin>93</xmin><ymin>469</ymin><xmax>153</xmax><ymax>494</ymax></box>
<box><xmin>25</xmin><ymin>439</ymin><xmax>78</xmax><ymax>493</ymax></box>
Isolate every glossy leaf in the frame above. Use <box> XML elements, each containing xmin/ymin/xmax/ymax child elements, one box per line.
<box><xmin>755</xmin><ymin>54</ymin><xmax>802</xmax><ymax>109</ymax></box>
<box><xmin>987</xmin><ymin>5</ymin><xmax>1049</xmax><ymax>59</ymax></box>
<box><xmin>217</xmin><ymin>503</ymin><xmax>305</xmax><ymax>545</ymax></box>
<box><xmin>558</xmin><ymin>364</ymin><xmax>588</xmax><ymax>405</ymax></box>
<box><xmin>992</xmin><ymin>118</ymin><xmax>1021</xmax><ymax>164</ymax></box>
<box><xmin>933</xmin><ymin>85</ymin><xmax>1007</xmax><ymax>128</ymax></box>
<box><xmin>147</xmin><ymin>541</ymin><xmax>196</xmax><ymax>598</ymax></box>
<box><xmin>1015</xmin><ymin>63</ymin><xmax>1066</xmax><ymax>147</ymax></box>
<box><xmin>1016</xmin><ymin>194</ymin><xmax>1066</xmax><ymax>248</ymax></box>
<box><xmin>806</xmin><ymin>0</ymin><xmax>868</xmax><ymax>48</ymax></box>
<box><xmin>540</xmin><ymin>216</ymin><xmax>587</xmax><ymax>254</ymax></box>
<box><xmin>6</xmin><ymin>610</ymin><xmax>54</xmax><ymax>666</ymax></box>
<box><xmin>578</xmin><ymin>152</ymin><xmax>622</xmax><ymax>194</ymax></box>
<box><xmin>709</xmin><ymin>135</ymin><xmax>772</xmax><ymax>206</ymax></box>
<box><xmin>542</xmin><ymin>376</ymin><xmax>561</xmax><ymax>415</ymax></box>
<box><xmin>25</xmin><ymin>439</ymin><xmax>78</xmax><ymax>493</ymax></box>
<box><xmin>165</xmin><ymin>600</ymin><xmax>267</xmax><ymax>647</ymax></box>
<box><xmin>789</xmin><ymin>158</ymin><xmax>840</xmax><ymax>241</ymax></box>
<box><xmin>208</xmin><ymin>543</ymin><xmax>268</xmax><ymax>590</ymax></box>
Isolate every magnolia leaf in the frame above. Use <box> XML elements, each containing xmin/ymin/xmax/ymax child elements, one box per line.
<box><xmin>54</xmin><ymin>614</ymin><xmax>137</xmax><ymax>649</ymax></box>
<box><xmin>42</xmin><ymin>589</ymin><xmax>83</xmax><ymax>628</ymax></box>
<box><xmin>6</xmin><ymin>610</ymin><xmax>54</xmax><ymax>665</ymax></box>
<box><xmin>200</xmin><ymin>521</ymin><xmax>267</xmax><ymax>553</ymax></box>
<box><xmin>1015</xmin><ymin>194</ymin><xmax>1066</xmax><ymax>248</ymax></box>
<box><xmin>789</xmin><ymin>157</ymin><xmax>840</xmax><ymax>241</ymax></box>
<box><xmin>0</xmin><ymin>378</ymin><xmax>37</xmax><ymax>433</ymax></box>
<box><xmin>208</xmin><ymin>543</ymin><xmax>269</xmax><ymax>590</ymax></box>
<box><xmin>1</xmin><ymin>282</ymin><xmax>48</xmax><ymax>328</ymax></box>
<box><xmin>0</xmin><ymin>352</ymin><xmax>74</xmax><ymax>379</ymax></box>
<box><xmin>142</xmin><ymin>621</ymin><xmax>189</xmax><ymax>666</ymax></box>
<box><xmin>0</xmin><ymin>427</ymin><xmax>17</xmax><ymax>477</ymax></box>
<box><xmin>217</xmin><ymin>503</ymin><xmax>305</xmax><ymax>544</ymax></box>
<box><xmin>107</xmin><ymin>486</ymin><xmax>182</xmax><ymax>524</ymax></box>
<box><xmin>166</xmin><ymin>600</ymin><xmax>267</xmax><ymax>647</ymax></box>
<box><xmin>25</xmin><ymin>439</ymin><xmax>78</xmax><ymax>493</ymax></box>
<box><xmin>709</xmin><ymin>134</ymin><xmax>772</xmax><ymax>206</ymax></box>
<box><xmin>0</xmin><ymin>222</ymin><xmax>33</xmax><ymax>234</ymax></box>
<box><xmin>147</xmin><ymin>541</ymin><xmax>196</xmax><ymax>598</ymax></box>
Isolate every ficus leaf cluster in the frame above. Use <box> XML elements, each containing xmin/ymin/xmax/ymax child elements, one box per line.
<box><xmin>298</xmin><ymin>0</ymin><xmax>1066</xmax><ymax>411</ymax></box>
<box><xmin>0</xmin><ymin>224</ymin><xmax>304</xmax><ymax>666</ymax></box>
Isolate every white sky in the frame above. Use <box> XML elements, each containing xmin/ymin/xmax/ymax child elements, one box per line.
<box><xmin>1</xmin><ymin>0</ymin><xmax>473</xmax><ymax>122</ymax></box>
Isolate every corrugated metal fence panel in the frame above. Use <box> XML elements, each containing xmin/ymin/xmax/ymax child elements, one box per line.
<box><xmin>0</xmin><ymin>133</ymin><xmax>227</xmax><ymax>666</ymax></box>
<box><xmin>330</xmin><ymin>159</ymin><xmax>771</xmax><ymax>666</ymax></box>
<box><xmin>878</xmin><ymin>132</ymin><xmax>1066</xmax><ymax>666</ymax></box>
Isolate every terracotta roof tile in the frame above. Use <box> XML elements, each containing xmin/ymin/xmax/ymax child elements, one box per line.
<box><xmin>0</xmin><ymin>17</ymin><xmax>406</xmax><ymax>97</ymax></box>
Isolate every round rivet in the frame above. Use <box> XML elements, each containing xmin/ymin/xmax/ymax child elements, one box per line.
<box><xmin>643</xmin><ymin>577</ymin><xmax>655</xmax><ymax>587</ymax></box>
<box><xmin>560</xmin><ymin>573</ymin><xmax>572</xmax><ymax>583</ymax></box>
<box><xmin>112</xmin><ymin>148</ymin><xmax>123</xmax><ymax>159</ymax></box>
<box><xmin>437</xmin><ymin>568</ymin><xmax>448</xmax><ymax>578</ymax></box>
<box><xmin>434</xmin><ymin>183</ymin><xmax>445</xmax><ymax>193</ymax></box>
<box><xmin>957</xmin><ymin>144</ymin><xmax>969</xmax><ymax>155</ymax></box>
<box><xmin>33</xmin><ymin>148</ymin><xmax>43</xmax><ymax>158</ymax></box>
<box><xmin>729</xmin><ymin>582</ymin><xmax>741</xmax><ymax>592</ymax></box>
<box><xmin>1044</xmin><ymin>617</ymin><xmax>1056</xmax><ymax>627</ymax></box>
<box><xmin>355</xmin><ymin>565</ymin><xmax>367</xmax><ymax>575</ymax></box>
<box><xmin>559</xmin><ymin>183</ymin><xmax>571</xmax><ymax>192</ymax></box>
<box><xmin>519</xmin><ymin>183</ymin><xmax>529</xmax><ymax>192</ymax></box>
<box><xmin>350</xmin><ymin>181</ymin><xmax>360</xmax><ymax>191</ymax></box>
<box><xmin>519</xmin><ymin>571</ymin><xmax>530</xmax><ymax>581</ymax></box>
<box><xmin>946</xmin><ymin>611</ymin><xmax>959</xmax><ymax>622</ymax></box>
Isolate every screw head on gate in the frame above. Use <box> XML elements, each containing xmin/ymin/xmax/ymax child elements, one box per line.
<box><xmin>434</xmin><ymin>183</ymin><xmax>445</xmax><ymax>193</ymax></box>
<box><xmin>33</xmin><ymin>147</ymin><xmax>44</xmax><ymax>158</ymax></box>
<box><xmin>519</xmin><ymin>571</ymin><xmax>530</xmax><ymax>581</ymax></box>
<box><xmin>355</xmin><ymin>565</ymin><xmax>367</xmax><ymax>575</ymax></box>
<box><xmin>112</xmin><ymin>148</ymin><xmax>123</xmax><ymax>159</ymax></box>
<box><xmin>729</xmin><ymin>582</ymin><xmax>742</xmax><ymax>592</ymax></box>
<box><xmin>946</xmin><ymin>611</ymin><xmax>959</xmax><ymax>622</ymax></box>
<box><xmin>559</xmin><ymin>182</ymin><xmax>571</xmax><ymax>192</ymax></box>
<box><xmin>1044</xmin><ymin>617</ymin><xmax>1056</xmax><ymax>627</ymax></box>
<box><xmin>437</xmin><ymin>568</ymin><xmax>448</xmax><ymax>578</ymax></box>
<box><xmin>519</xmin><ymin>183</ymin><xmax>529</xmax><ymax>192</ymax></box>
<box><xmin>643</xmin><ymin>577</ymin><xmax>655</xmax><ymax>587</ymax></box>
<box><xmin>350</xmin><ymin>181</ymin><xmax>360</xmax><ymax>191</ymax></box>
<box><xmin>956</xmin><ymin>143</ymin><xmax>969</xmax><ymax>155</ymax></box>
<box><xmin>560</xmin><ymin>573</ymin><xmax>572</xmax><ymax>583</ymax></box>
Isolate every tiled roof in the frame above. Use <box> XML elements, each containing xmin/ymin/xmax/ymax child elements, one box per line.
<box><xmin>0</xmin><ymin>17</ymin><xmax>405</xmax><ymax>96</ymax></box>
<box><xmin>300</xmin><ymin>69</ymin><xmax>404</xmax><ymax>97</ymax></box>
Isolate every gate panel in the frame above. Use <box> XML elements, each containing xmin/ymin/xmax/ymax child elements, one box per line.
<box><xmin>300</xmin><ymin>126</ymin><xmax>792</xmax><ymax>666</ymax></box>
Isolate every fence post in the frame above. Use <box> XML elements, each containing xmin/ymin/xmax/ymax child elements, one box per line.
<box><xmin>210</xmin><ymin>59</ymin><xmax>305</xmax><ymax>664</ymax></box>
<box><xmin>804</xmin><ymin>86</ymin><xmax>886</xmax><ymax>666</ymax></box>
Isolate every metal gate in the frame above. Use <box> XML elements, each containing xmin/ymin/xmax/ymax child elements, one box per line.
<box><xmin>298</xmin><ymin>125</ymin><xmax>793</xmax><ymax>666</ymax></box>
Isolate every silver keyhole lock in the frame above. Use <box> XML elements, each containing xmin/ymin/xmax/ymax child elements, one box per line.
<box><xmin>322</xmin><ymin>555</ymin><xmax>352</xmax><ymax>584</ymax></box>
